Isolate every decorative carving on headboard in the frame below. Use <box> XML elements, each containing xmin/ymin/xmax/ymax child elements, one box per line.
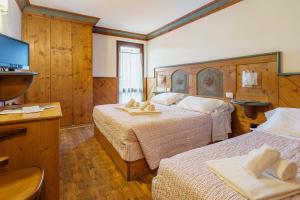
<box><xmin>197</xmin><ymin>68</ymin><xmax>223</xmax><ymax>97</ymax></box>
<box><xmin>171</xmin><ymin>70</ymin><xmax>189</xmax><ymax>93</ymax></box>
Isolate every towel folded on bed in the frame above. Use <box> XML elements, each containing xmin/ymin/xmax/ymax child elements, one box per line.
<box><xmin>243</xmin><ymin>144</ymin><xmax>280</xmax><ymax>178</ymax></box>
<box><xmin>125</xmin><ymin>98</ymin><xmax>136</xmax><ymax>108</ymax></box>
<box><xmin>267</xmin><ymin>158</ymin><xmax>298</xmax><ymax>181</ymax></box>
<box><xmin>140</xmin><ymin>101</ymin><xmax>150</xmax><ymax>110</ymax></box>
<box><xmin>206</xmin><ymin>156</ymin><xmax>300</xmax><ymax>200</ymax></box>
<box><xmin>125</xmin><ymin>99</ymin><xmax>140</xmax><ymax>108</ymax></box>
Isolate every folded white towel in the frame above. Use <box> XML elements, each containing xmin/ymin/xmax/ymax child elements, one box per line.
<box><xmin>206</xmin><ymin>156</ymin><xmax>300</xmax><ymax>200</ymax></box>
<box><xmin>243</xmin><ymin>144</ymin><xmax>280</xmax><ymax>178</ymax></box>
<box><xmin>267</xmin><ymin>158</ymin><xmax>298</xmax><ymax>181</ymax></box>
<box><xmin>125</xmin><ymin>98</ymin><xmax>136</xmax><ymax>108</ymax></box>
<box><xmin>140</xmin><ymin>101</ymin><xmax>150</xmax><ymax>110</ymax></box>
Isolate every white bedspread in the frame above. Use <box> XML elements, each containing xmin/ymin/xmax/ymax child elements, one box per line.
<box><xmin>93</xmin><ymin>103</ymin><xmax>232</xmax><ymax>168</ymax></box>
<box><xmin>207</xmin><ymin>156</ymin><xmax>300</xmax><ymax>200</ymax></box>
<box><xmin>93</xmin><ymin>104</ymin><xmax>212</xmax><ymax>163</ymax></box>
<box><xmin>153</xmin><ymin>131</ymin><xmax>300</xmax><ymax>200</ymax></box>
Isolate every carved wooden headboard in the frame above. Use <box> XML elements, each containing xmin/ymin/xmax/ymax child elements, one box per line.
<box><xmin>154</xmin><ymin>52</ymin><xmax>283</xmax><ymax>135</ymax></box>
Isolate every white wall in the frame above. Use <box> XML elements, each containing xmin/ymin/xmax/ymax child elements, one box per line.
<box><xmin>93</xmin><ymin>33</ymin><xmax>147</xmax><ymax>77</ymax></box>
<box><xmin>148</xmin><ymin>0</ymin><xmax>300</xmax><ymax>77</ymax></box>
<box><xmin>0</xmin><ymin>0</ymin><xmax>21</xmax><ymax>39</ymax></box>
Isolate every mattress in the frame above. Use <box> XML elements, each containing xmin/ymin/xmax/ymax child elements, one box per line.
<box><xmin>93</xmin><ymin>103</ymin><xmax>213</xmax><ymax>162</ymax></box>
<box><xmin>152</xmin><ymin>131</ymin><xmax>300</xmax><ymax>200</ymax></box>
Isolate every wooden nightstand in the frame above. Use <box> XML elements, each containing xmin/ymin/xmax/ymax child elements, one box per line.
<box><xmin>231</xmin><ymin>99</ymin><xmax>270</xmax><ymax>119</ymax></box>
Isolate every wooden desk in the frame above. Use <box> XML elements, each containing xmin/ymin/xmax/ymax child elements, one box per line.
<box><xmin>0</xmin><ymin>103</ymin><xmax>62</xmax><ymax>200</ymax></box>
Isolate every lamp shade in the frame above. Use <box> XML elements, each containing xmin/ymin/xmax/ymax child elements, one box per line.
<box><xmin>0</xmin><ymin>0</ymin><xmax>8</xmax><ymax>15</ymax></box>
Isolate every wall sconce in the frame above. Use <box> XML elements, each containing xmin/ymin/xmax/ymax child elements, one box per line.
<box><xmin>242</xmin><ymin>70</ymin><xmax>258</xmax><ymax>88</ymax></box>
<box><xmin>0</xmin><ymin>0</ymin><xmax>8</xmax><ymax>15</ymax></box>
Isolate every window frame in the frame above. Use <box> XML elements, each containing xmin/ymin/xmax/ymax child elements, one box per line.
<box><xmin>116</xmin><ymin>41</ymin><xmax>145</xmax><ymax>102</ymax></box>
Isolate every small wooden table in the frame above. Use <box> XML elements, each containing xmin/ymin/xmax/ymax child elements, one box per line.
<box><xmin>0</xmin><ymin>102</ymin><xmax>62</xmax><ymax>200</ymax></box>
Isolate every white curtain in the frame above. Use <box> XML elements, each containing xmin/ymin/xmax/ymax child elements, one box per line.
<box><xmin>118</xmin><ymin>46</ymin><xmax>143</xmax><ymax>104</ymax></box>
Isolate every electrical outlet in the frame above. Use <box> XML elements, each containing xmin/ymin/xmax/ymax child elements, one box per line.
<box><xmin>226</xmin><ymin>92</ymin><xmax>234</xmax><ymax>99</ymax></box>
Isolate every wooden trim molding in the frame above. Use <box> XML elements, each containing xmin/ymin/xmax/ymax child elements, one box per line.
<box><xmin>147</xmin><ymin>0</ymin><xmax>241</xmax><ymax>40</ymax></box>
<box><xmin>155</xmin><ymin>52</ymin><xmax>281</xmax><ymax>75</ymax></box>
<box><xmin>18</xmin><ymin>0</ymin><xmax>241</xmax><ymax>40</ymax></box>
<box><xmin>92</xmin><ymin>0</ymin><xmax>242</xmax><ymax>40</ymax></box>
<box><xmin>93</xmin><ymin>26</ymin><xmax>147</xmax><ymax>41</ymax></box>
<box><xmin>15</xmin><ymin>0</ymin><xmax>30</xmax><ymax>11</ymax></box>
<box><xmin>22</xmin><ymin>4</ymin><xmax>100</xmax><ymax>25</ymax></box>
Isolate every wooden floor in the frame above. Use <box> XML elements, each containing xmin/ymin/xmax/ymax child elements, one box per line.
<box><xmin>59</xmin><ymin>125</ymin><xmax>153</xmax><ymax>200</ymax></box>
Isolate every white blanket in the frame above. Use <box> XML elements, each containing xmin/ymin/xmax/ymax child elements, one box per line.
<box><xmin>206</xmin><ymin>156</ymin><xmax>300</xmax><ymax>200</ymax></box>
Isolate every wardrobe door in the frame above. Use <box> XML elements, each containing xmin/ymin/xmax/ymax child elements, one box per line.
<box><xmin>72</xmin><ymin>23</ymin><xmax>93</xmax><ymax>125</ymax></box>
<box><xmin>50</xmin><ymin>19</ymin><xmax>73</xmax><ymax>126</ymax></box>
<box><xmin>22</xmin><ymin>14</ymin><xmax>51</xmax><ymax>103</ymax></box>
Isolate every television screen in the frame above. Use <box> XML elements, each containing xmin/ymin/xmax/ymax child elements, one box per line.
<box><xmin>0</xmin><ymin>33</ymin><xmax>29</xmax><ymax>70</ymax></box>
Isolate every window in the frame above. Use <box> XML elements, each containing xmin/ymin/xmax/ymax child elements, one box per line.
<box><xmin>117</xmin><ymin>41</ymin><xmax>144</xmax><ymax>104</ymax></box>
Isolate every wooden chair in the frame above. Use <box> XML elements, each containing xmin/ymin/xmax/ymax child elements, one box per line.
<box><xmin>0</xmin><ymin>157</ymin><xmax>44</xmax><ymax>200</ymax></box>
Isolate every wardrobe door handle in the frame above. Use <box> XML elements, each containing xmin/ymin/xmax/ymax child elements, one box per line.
<box><xmin>0</xmin><ymin>128</ymin><xmax>27</xmax><ymax>141</ymax></box>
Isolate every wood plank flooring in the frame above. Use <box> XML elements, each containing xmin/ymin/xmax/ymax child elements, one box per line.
<box><xmin>59</xmin><ymin>125</ymin><xmax>153</xmax><ymax>200</ymax></box>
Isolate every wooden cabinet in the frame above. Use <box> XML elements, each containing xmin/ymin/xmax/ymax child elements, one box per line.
<box><xmin>0</xmin><ymin>103</ymin><xmax>62</xmax><ymax>200</ymax></box>
<box><xmin>22</xmin><ymin>14</ymin><xmax>51</xmax><ymax>103</ymax></box>
<box><xmin>72</xmin><ymin>23</ymin><xmax>93</xmax><ymax>125</ymax></box>
<box><xmin>50</xmin><ymin>19</ymin><xmax>73</xmax><ymax>126</ymax></box>
<box><xmin>22</xmin><ymin>13</ymin><xmax>93</xmax><ymax>126</ymax></box>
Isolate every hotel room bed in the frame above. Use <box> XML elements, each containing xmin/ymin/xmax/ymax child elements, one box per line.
<box><xmin>152</xmin><ymin>130</ymin><xmax>300</xmax><ymax>200</ymax></box>
<box><xmin>93</xmin><ymin>100</ymin><xmax>233</xmax><ymax>180</ymax></box>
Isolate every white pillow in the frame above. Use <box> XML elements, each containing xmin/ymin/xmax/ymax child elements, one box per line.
<box><xmin>176</xmin><ymin>96</ymin><xmax>224</xmax><ymax>113</ymax></box>
<box><xmin>151</xmin><ymin>92</ymin><xmax>185</xmax><ymax>106</ymax></box>
<box><xmin>256</xmin><ymin>107</ymin><xmax>300</xmax><ymax>138</ymax></box>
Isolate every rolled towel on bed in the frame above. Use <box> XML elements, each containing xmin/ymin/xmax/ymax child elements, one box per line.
<box><xmin>134</xmin><ymin>102</ymin><xmax>140</xmax><ymax>107</ymax></box>
<box><xmin>267</xmin><ymin>158</ymin><xmax>298</xmax><ymax>181</ymax></box>
<box><xmin>243</xmin><ymin>144</ymin><xmax>280</xmax><ymax>178</ymax></box>
<box><xmin>125</xmin><ymin>98</ymin><xmax>136</xmax><ymax>108</ymax></box>
<box><xmin>146</xmin><ymin>104</ymin><xmax>156</xmax><ymax>111</ymax></box>
<box><xmin>140</xmin><ymin>101</ymin><xmax>150</xmax><ymax>110</ymax></box>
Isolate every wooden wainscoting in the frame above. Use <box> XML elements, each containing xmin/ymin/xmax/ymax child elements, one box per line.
<box><xmin>93</xmin><ymin>77</ymin><xmax>118</xmax><ymax>105</ymax></box>
<box><xmin>279</xmin><ymin>75</ymin><xmax>300</xmax><ymax>107</ymax></box>
<box><xmin>93</xmin><ymin>77</ymin><xmax>150</xmax><ymax>105</ymax></box>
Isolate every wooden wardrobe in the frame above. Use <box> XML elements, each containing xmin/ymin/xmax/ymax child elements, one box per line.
<box><xmin>22</xmin><ymin>13</ymin><xmax>93</xmax><ymax>126</ymax></box>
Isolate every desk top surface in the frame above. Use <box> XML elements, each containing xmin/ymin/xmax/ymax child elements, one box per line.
<box><xmin>0</xmin><ymin>102</ymin><xmax>62</xmax><ymax>125</ymax></box>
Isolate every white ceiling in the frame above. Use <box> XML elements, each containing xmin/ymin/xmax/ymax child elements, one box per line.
<box><xmin>30</xmin><ymin>0</ymin><xmax>214</xmax><ymax>34</ymax></box>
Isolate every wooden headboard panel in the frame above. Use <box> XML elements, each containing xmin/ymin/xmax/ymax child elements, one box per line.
<box><xmin>154</xmin><ymin>52</ymin><xmax>300</xmax><ymax>135</ymax></box>
<box><xmin>155</xmin><ymin>52</ymin><xmax>278</xmax><ymax>102</ymax></box>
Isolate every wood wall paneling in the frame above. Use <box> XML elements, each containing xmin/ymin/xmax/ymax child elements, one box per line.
<box><xmin>93</xmin><ymin>78</ymin><xmax>118</xmax><ymax>105</ymax></box>
<box><xmin>146</xmin><ymin>78</ymin><xmax>156</xmax><ymax>100</ymax></box>
<box><xmin>23</xmin><ymin>14</ymin><xmax>51</xmax><ymax>103</ymax></box>
<box><xmin>72</xmin><ymin>23</ymin><xmax>93</xmax><ymax>125</ymax></box>
<box><xmin>279</xmin><ymin>76</ymin><xmax>300</xmax><ymax>108</ymax></box>
<box><xmin>50</xmin><ymin>19</ymin><xmax>73</xmax><ymax>126</ymax></box>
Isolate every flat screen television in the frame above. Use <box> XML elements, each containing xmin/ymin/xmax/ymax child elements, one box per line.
<box><xmin>0</xmin><ymin>33</ymin><xmax>29</xmax><ymax>70</ymax></box>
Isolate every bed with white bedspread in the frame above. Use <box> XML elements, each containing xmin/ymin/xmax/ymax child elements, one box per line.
<box><xmin>152</xmin><ymin>107</ymin><xmax>300</xmax><ymax>200</ymax></box>
<box><xmin>93</xmin><ymin>101</ymin><xmax>233</xmax><ymax>170</ymax></box>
